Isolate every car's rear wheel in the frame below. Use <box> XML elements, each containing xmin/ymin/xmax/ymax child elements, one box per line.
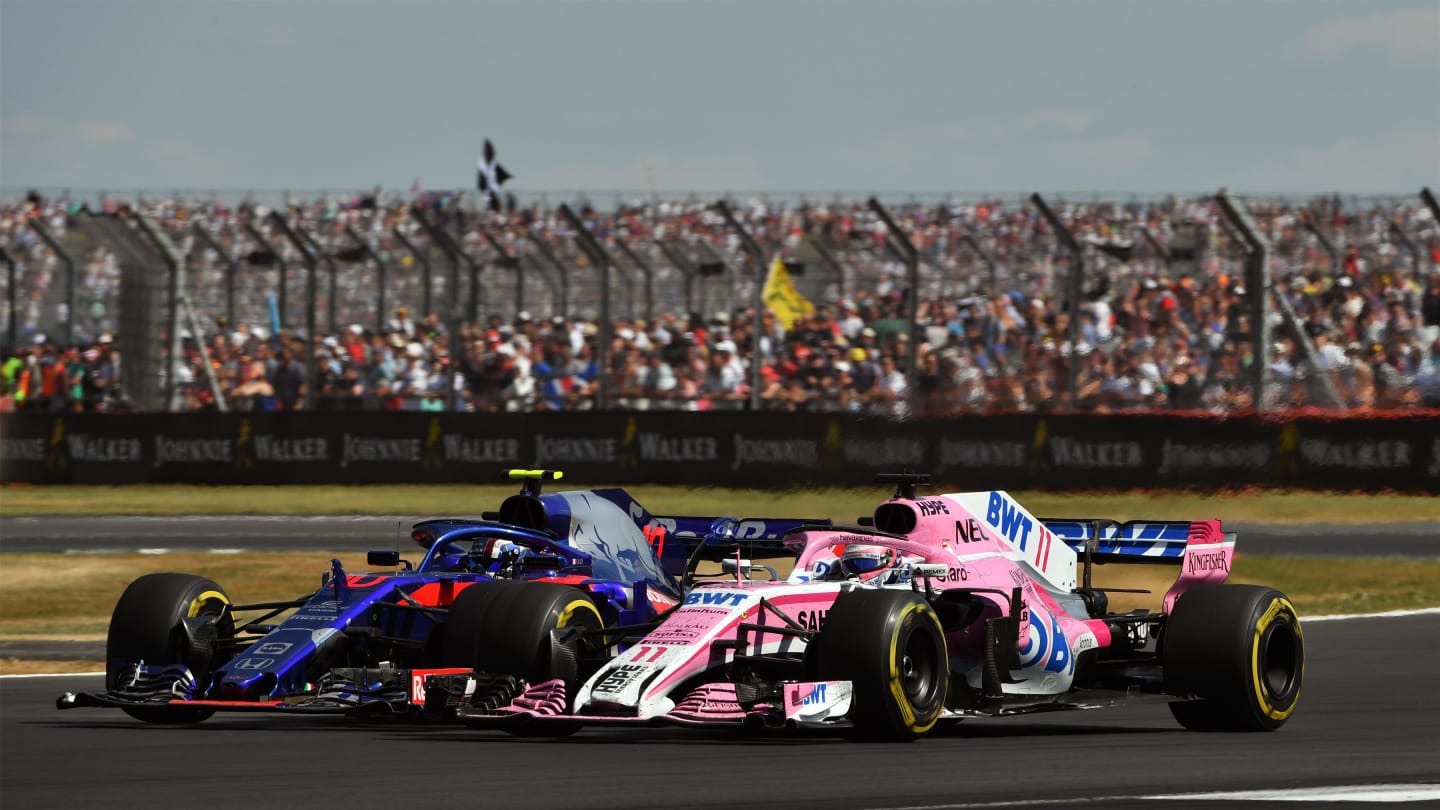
<box><xmin>443</xmin><ymin>582</ymin><xmax>604</xmax><ymax>736</ymax></box>
<box><xmin>106</xmin><ymin>573</ymin><xmax>234</xmax><ymax>724</ymax></box>
<box><xmin>1163</xmin><ymin>584</ymin><xmax>1304</xmax><ymax>732</ymax></box>
<box><xmin>807</xmin><ymin>589</ymin><xmax>948</xmax><ymax>741</ymax></box>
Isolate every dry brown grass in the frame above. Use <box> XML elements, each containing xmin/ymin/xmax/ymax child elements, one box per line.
<box><xmin>0</xmin><ymin>551</ymin><xmax>369</xmax><ymax>636</ymax></box>
<box><xmin>0</xmin><ymin>659</ymin><xmax>101</xmax><ymax>675</ymax></box>
<box><xmin>3</xmin><ymin>484</ymin><xmax>1438</xmax><ymax>523</ymax></box>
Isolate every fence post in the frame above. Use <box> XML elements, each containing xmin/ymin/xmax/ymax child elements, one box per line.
<box><xmin>557</xmin><ymin>204</ymin><xmax>612</xmax><ymax>409</ymax></box>
<box><xmin>414</xmin><ymin>211</ymin><xmax>482</xmax><ymax>326</ymax></box>
<box><xmin>390</xmin><ymin>227</ymin><xmax>431</xmax><ymax>320</ymax></box>
<box><xmin>298</xmin><ymin>227</ymin><xmax>338</xmax><ymax>336</ymax></box>
<box><xmin>128</xmin><ymin>214</ymin><xmax>186</xmax><ymax>411</ymax></box>
<box><xmin>0</xmin><ymin>246</ymin><xmax>16</xmax><ymax>348</ymax></box>
<box><xmin>611</xmin><ymin>237</ymin><xmax>655</xmax><ymax>323</ymax></box>
<box><xmin>804</xmin><ymin>236</ymin><xmax>849</xmax><ymax>301</ymax></box>
<box><xmin>25</xmin><ymin>218</ymin><xmax>75</xmax><ymax>346</ymax></box>
<box><xmin>345</xmin><ymin>225</ymin><xmax>387</xmax><ymax>333</ymax></box>
<box><xmin>1214</xmin><ymin>189</ymin><xmax>1335</xmax><ymax>411</ymax></box>
<box><xmin>1303</xmin><ymin>216</ymin><xmax>1341</xmax><ymax>274</ymax></box>
<box><xmin>867</xmin><ymin>198</ymin><xmax>921</xmax><ymax>418</ymax></box>
<box><xmin>410</xmin><ymin>207</ymin><xmax>466</xmax><ymax>411</ymax></box>
<box><xmin>1387</xmin><ymin>221</ymin><xmax>1422</xmax><ymax>284</ymax></box>
<box><xmin>694</xmin><ymin>238</ymin><xmax>732</xmax><ymax>316</ymax></box>
<box><xmin>190</xmin><ymin>222</ymin><xmax>239</xmax><ymax>330</ymax></box>
<box><xmin>527</xmin><ymin>234</ymin><xmax>571</xmax><ymax>316</ymax></box>
<box><xmin>266</xmin><ymin>211</ymin><xmax>319</xmax><ymax>410</ymax></box>
<box><xmin>713</xmin><ymin>201</ymin><xmax>767</xmax><ymax>411</ymax></box>
<box><xmin>1421</xmin><ymin>187</ymin><xmax>1440</xmax><ymax>227</ymax></box>
<box><xmin>656</xmin><ymin>240</ymin><xmax>699</xmax><ymax>314</ymax></box>
<box><xmin>1138</xmin><ymin>226</ymin><xmax>1171</xmax><ymax>270</ymax></box>
<box><xmin>244</xmin><ymin>223</ymin><xmax>285</xmax><ymax>330</ymax></box>
<box><xmin>959</xmin><ymin>232</ymin><xmax>999</xmax><ymax>293</ymax></box>
<box><xmin>1029</xmin><ymin>194</ymin><xmax>1084</xmax><ymax>410</ymax></box>
<box><xmin>135</xmin><ymin>213</ymin><xmax>227</xmax><ymax>413</ymax></box>
<box><xmin>479</xmin><ymin>228</ymin><xmax>522</xmax><ymax>319</ymax></box>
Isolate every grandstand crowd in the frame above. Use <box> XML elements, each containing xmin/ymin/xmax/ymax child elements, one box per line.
<box><xmin>2</xmin><ymin>189</ymin><xmax>1439</xmax><ymax>415</ymax></box>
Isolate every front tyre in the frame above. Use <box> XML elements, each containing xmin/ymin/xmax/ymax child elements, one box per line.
<box><xmin>444</xmin><ymin>582</ymin><xmax>603</xmax><ymax>737</ymax></box>
<box><xmin>1163</xmin><ymin>584</ymin><xmax>1304</xmax><ymax>732</ymax></box>
<box><xmin>808</xmin><ymin>589</ymin><xmax>948</xmax><ymax>741</ymax></box>
<box><xmin>106</xmin><ymin>573</ymin><xmax>234</xmax><ymax>724</ymax></box>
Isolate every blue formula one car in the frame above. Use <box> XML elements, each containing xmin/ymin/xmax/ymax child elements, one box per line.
<box><xmin>57</xmin><ymin>470</ymin><xmax>820</xmax><ymax>723</ymax></box>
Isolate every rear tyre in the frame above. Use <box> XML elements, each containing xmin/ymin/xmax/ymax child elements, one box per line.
<box><xmin>807</xmin><ymin>589</ymin><xmax>948</xmax><ymax>741</ymax></box>
<box><xmin>106</xmin><ymin>573</ymin><xmax>234</xmax><ymax>724</ymax></box>
<box><xmin>444</xmin><ymin>582</ymin><xmax>604</xmax><ymax>737</ymax></box>
<box><xmin>1163</xmin><ymin>584</ymin><xmax>1304</xmax><ymax>732</ymax></box>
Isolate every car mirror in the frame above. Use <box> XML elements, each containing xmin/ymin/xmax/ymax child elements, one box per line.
<box><xmin>720</xmin><ymin>558</ymin><xmax>752</xmax><ymax>576</ymax></box>
<box><xmin>367</xmin><ymin>550</ymin><xmax>401</xmax><ymax>567</ymax></box>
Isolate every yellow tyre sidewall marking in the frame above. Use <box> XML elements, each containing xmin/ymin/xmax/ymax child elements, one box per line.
<box><xmin>556</xmin><ymin>598</ymin><xmax>601</xmax><ymax>630</ymax></box>
<box><xmin>1251</xmin><ymin>597</ymin><xmax>1302</xmax><ymax>720</ymax></box>
<box><xmin>187</xmin><ymin>590</ymin><xmax>230</xmax><ymax>618</ymax></box>
<box><xmin>888</xmin><ymin>602</ymin><xmax>942</xmax><ymax>734</ymax></box>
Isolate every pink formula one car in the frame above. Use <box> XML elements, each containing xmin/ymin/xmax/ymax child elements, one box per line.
<box><xmin>429</xmin><ymin>474</ymin><xmax>1304</xmax><ymax>740</ymax></box>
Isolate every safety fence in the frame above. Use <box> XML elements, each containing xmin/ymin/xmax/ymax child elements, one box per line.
<box><xmin>3</xmin><ymin>410</ymin><xmax>1435</xmax><ymax>491</ymax></box>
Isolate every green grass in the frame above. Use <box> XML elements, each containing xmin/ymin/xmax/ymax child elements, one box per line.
<box><xmin>2</xmin><ymin>484</ymin><xmax>1438</xmax><ymax>523</ymax></box>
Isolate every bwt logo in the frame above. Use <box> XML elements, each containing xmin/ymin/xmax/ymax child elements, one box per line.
<box><xmin>800</xmin><ymin>683</ymin><xmax>828</xmax><ymax>705</ymax></box>
<box><xmin>684</xmin><ymin>591</ymin><xmax>748</xmax><ymax>607</ymax></box>
<box><xmin>986</xmin><ymin>492</ymin><xmax>1034</xmax><ymax>550</ymax></box>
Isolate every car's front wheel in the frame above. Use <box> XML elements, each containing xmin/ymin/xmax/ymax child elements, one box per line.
<box><xmin>807</xmin><ymin>589</ymin><xmax>948</xmax><ymax>741</ymax></box>
<box><xmin>106</xmin><ymin>573</ymin><xmax>234</xmax><ymax>724</ymax></box>
<box><xmin>443</xmin><ymin>582</ymin><xmax>604</xmax><ymax>736</ymax></box>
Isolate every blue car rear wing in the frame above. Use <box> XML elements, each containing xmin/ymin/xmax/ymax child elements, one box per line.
<box><xmin>1042</xmin><ymin>519</ymin><xmax>1234</xmax><ymax>564</ymax></box>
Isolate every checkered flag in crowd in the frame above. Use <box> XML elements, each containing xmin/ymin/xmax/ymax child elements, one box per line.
<box><xmin>476</xmin><ymin>139</ymin><xmax>512</xmax><ymax>211</ymax></box>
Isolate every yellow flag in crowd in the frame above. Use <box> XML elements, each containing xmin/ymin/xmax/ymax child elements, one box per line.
<box><xmin>763</xmin><ymin>256</ymin><xmax>815</xmax><ymax>329</ymax></box>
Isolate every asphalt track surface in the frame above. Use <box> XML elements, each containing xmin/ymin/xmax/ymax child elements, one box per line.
<box><xmin>3</xmin><ymin>613</ymin><xmax>1437</xmax><ymax>809</ymax></box>
<box><xmin>2</xmin><ymin>515</ymin><xmax>1438</xmax><ymax>557</ymax></box>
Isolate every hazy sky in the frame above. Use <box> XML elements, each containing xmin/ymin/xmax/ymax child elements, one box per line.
<box><xmin>2</xmin><ymin>0</ymin><xmax>1437</xmax><ymax>197</ymax></box>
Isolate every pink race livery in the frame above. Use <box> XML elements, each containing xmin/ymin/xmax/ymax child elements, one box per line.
<box><xmin>426</xmin><ymin>474</ymin><xmax>1303</xmax><ymax>740</ymax></box>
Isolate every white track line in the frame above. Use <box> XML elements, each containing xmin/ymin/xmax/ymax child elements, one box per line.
<box><xmin>1147</xmin><ymin>784</ymin><xmax>1440</xmax><ymax>802</ymax></box>
<box><xmin>867</xmin><ymin>784</ymin><xmax>1440</xmax><ymax>809</ymax></box>
<box><xmin>1303</xmin><ymin>607</ymin><xmax>1440</xmax><ymax>622</ymax></box>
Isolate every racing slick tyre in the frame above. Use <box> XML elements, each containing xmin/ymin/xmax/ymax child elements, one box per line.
<box><xmin>442</xmin><ymin>582</ymin><xmax>603</xmax><ymax>737</ymax></box>
<box><xmin>439</xmin><ymin>581</ymin><xmax>529</xmax><ymax>667</ymax></box>
<box><xmin>106</xmin><ymin>573</ymin><xmax>234</xmax><ymax>724</ymax></box>
<box><xmin>807</xmin><ymin>589</ymin><xmax>948</xmax><ymax>742</ymax></box>
<box><xmin>1163</xmin><ymin>584</ymin><xmax>1304</xmax><ymax>732</ymax></box>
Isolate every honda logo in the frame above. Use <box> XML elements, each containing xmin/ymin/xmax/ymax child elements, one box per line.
<box><xmin>233</xmin><ymin>657</ymin><xmax>274</xmax><ymax>670</ymax></box>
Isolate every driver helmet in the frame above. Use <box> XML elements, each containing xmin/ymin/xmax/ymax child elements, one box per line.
<box><xmin>836</xmin><ymin>544</ymin><xmax>899</xmax><ymax>581</ymax></box>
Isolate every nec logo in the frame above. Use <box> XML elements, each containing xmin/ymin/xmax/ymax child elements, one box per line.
<box><xmin>916</xmin><ymin>499</ymin><xmax>949</xmax><ymax>516</ymax></box>
<box><xmin>985</xmin><ymin>492</ymin><xmax>1034</xmax><ymax>550</ymax></box>
<box><xmin>954</xmin><ymin>518</ymin><xmax>989</xmax><ymax>543</ymax></box>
